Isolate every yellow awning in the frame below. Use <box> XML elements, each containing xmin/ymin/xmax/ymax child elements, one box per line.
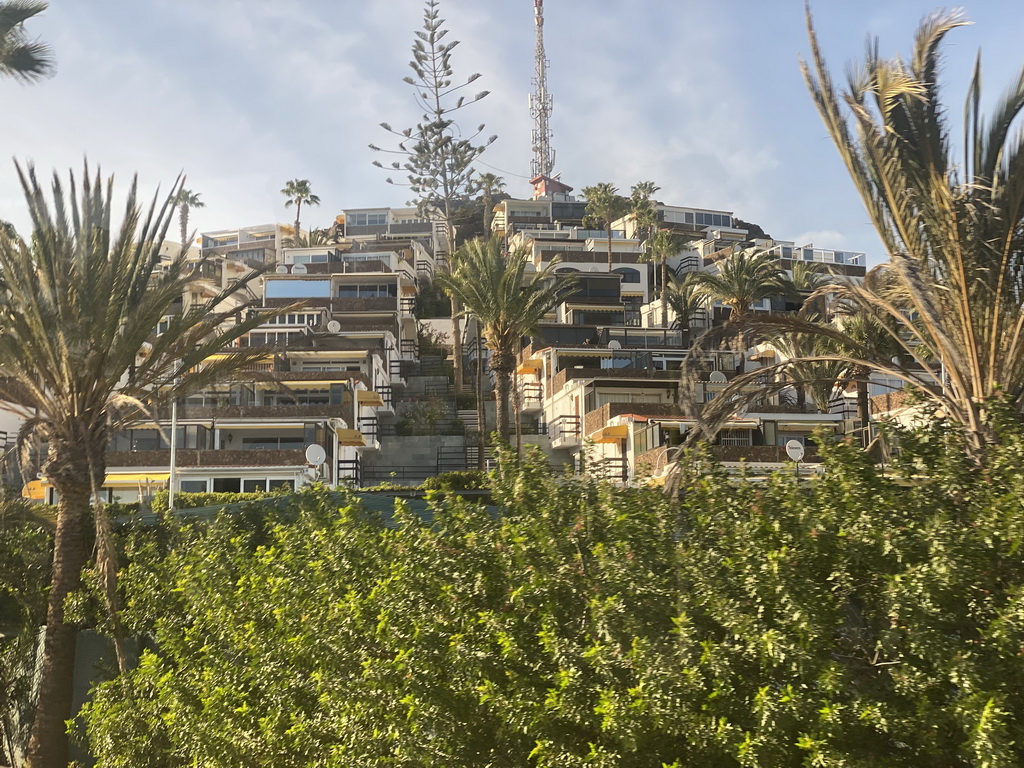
<box><xmin>356</xmin><ymin>390</ymin><xmax>385</xmax><ymax>407</ymax></box>
<box><xmin>280</xmin><ymin>380</ymin><xmax>349</xmax><ymax>389</ymax></box>
<box><xmin>516</xmin><ymin>358</ymin><xmax>543</xmax><ymax>374</ymax></box>
<box><xmin>777</xmin><ymin>421</ymin><xmax>838</xmax><ymax>431</ymax></box>
<box><xmin>30</xmin><ymin>472</ymin><xmax>170</xmax><ymax>494</ymax></box>
<box><xmin>204</xmin><ymin>353</ymin><xmax>271</xmax><ymax>362</ymax></box>
<box><xmin>591</xmin><ymin>424</ymin><xmax>629</xmax><ymax>443</ymax></box>
<box><xmin>22</xmin><ymin>480</ymin><xmax>45</xmax><ymax>501</ymax></box>
<box><xmin>104</xmin><ymin>472</ymin><xmax>171</xmax><ymax>487</ymax></box>
<box><xmin>335</xmin><ymin>428</ymin><xmax>366</xmax><ymax>446</ymax></box>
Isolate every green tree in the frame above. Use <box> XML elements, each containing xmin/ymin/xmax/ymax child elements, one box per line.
<box><xmin>477</xmin><ymin>171</ymin><xmax>504</xmax><ymax>232</ymax></box>
<box><xmin>770</xmin><ymin>330</ymin><xmax>845</xmax><ymax>413</ymax></box>
<box><xmin>690</xmin><ymin>248</ymin><xmax>788</xmax><ymax>325</ymax></box>
<box><xmin>629</xmin><ymin>180</ymin><xmax>660</xmax><ymax>242</ymax></box>
<box><xmin>0</xmin><ymin>162</ymin><xmax>288</xmax><ymax>768</ymax></box>
<box><xmin>582</xmin><ymin>182</ymin><xmax>630</xmax><ymax>271</ymax></box>
<box><xmin>437</xmin><ymin>237</ymin><xmax>573</xmax><ymax>438</ymax></box>
<box><xmin>688</xmin><ymin>248</ymin><xmax>788</xmax><ymax>374</ymax></box>
<box><xmin>664</xmin><ymin>271</ymin><xmax>705</xmax><ymax>333</ymax></box>
<box><xmin>371</xmin><ymin>0</ymin><xmax>496</xmax><ymax>394</ymax></box>
<box><xmin>0</xmin><ymin>500</ymin><xmax>51</xmax><ymax>766</ymax></box>
<box><xmin>786</xmin><ymin>259</ymin><xmax>833</xmax><ymax>319</ymax></box>
<box><xmin>831</xmin><ymin>309</ymin><xmax>903</xmax><ymax>446</ymax></box>
<box><xmin>798</xmin><ymin>9</ymin><xmax>1024</xmax><ymax>459</ymax></box>
<box><xmin>644</xmin><ymin>228</ymin><xmax>688</xmax><ymax>327</ymax></box>
<box><xmin>171</xmin><ymin>187</ymin><xmax>203</xmax><ymax>252</ymax></box>
<box><xmin>0</xmin><ymin>1</ymin><xmax>52</xmax><ymax>83</ymax></box>
<box><xmin>280</xmin><ymin>179</ymin><xmax>319</xmax><ymax>250</ymax></box>
<box><xmin>82</xmin><ymin>426</ymin><xmax>1024</xmax><ymax>766</ymax></box>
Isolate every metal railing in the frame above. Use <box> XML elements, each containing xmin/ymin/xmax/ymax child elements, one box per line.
<box><xmin>360</xmin><ymin>417</ymin><xmax>379</xmax><ymax>443</ymax></box>
<box><xmin>361</xmin><ymin>465</ymin><xmax>436</xmax><ymax>484</ymax></box>
<box><xmin>338</xmin><ymin>457</ymin><xmax>361</xmax><ymax>485</ymax></box>
<box><xmin>548</xmin><ymin>414</ymin><xmax>581</xmax><ymax>441</ymax></box>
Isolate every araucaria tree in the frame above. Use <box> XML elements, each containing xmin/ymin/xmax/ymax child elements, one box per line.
<box><xmin>582</xmin><ymin>183</ymin><xmax>630</xmax><ymax>270</ymax></box>
<box><xmin>437</xmin><ymin>237</ymin><xmax>573</xmax><ymax>438</ymax></box>
<box><xmin>0</xmin><ymin>1</ymin><xmax>53</xmax><ymax>83</ymax></box>
<box><xmin>371</xmin><ymin>0</ymin><xmax>496</xmax><ymax>393</ymax></box>
<box><xmin>280</xmin><ymin>178</ymin><xmax>320</xmax><ymax>248</ymax></box>
<box><xmin>0</xmin><ymin>163</ymin><xmax>287</xmax><ymax>767</ymax></box>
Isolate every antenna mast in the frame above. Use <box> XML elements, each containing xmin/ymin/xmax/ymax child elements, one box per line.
<box><xmin>529</xmin><ymin>0</ymin><xmax>555</xmax><ymax>178</ymax></box>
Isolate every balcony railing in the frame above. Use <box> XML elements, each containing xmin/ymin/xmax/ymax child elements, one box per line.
<box><xmin>548</xmin><ymin>414</ymin><xmax>581</xmax><ymax>443</ymax></box>
<box><xmin>155</xmin><ymin>404</ymin><xmax>345</xmax><ymax>421</ymax></box>
<box><xmin>594</xmin><ymin>457</ymin><xmax>629</xmax><ymax>483</ymax></box>
<box><xmin>360</xmin><ymin>417</ymin><xmax>379</xmax><ymax>443</ymax></box>
<box><xmin>521</xmin><ymin>382</ymin><xmax>543</xmax><ymax>410</ymax></box>
<box><xmin>106</xmin><ymin>448</ymin><xmax>307</xmax><ymax>468</ymax></box>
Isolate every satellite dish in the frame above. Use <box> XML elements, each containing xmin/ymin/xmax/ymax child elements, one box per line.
<box><xmin>326</xmin><ymin>319</ymin><xmax>342</xmax><ymax>333</ymax></box>
<box><xmin>291</xmin><ymin>263</ymin><xmax>307</xmax><ymax>275</ymax></box>
<box><xmin>305</xmin><ymin>443</ymin><xmax>327</xmax><ymax>466</ymax></box>
<box><xmin>785</xmin><ymin>439</ymin><xmax>805</xmax><ymax>462</ymax></box>
<box><xmin>607</xmin><ymin>340</ymin><xmax>622</xmax><ymax>350</ymax></box>
<box><xmin>275</xmin><ymin>264</ymin><xmax>288</xmax><ymax>274</ymax></box>
<box><xmin>709</xmin><ymin>370</ymin><xmax>727</xmax><ymax>384</ymax></box>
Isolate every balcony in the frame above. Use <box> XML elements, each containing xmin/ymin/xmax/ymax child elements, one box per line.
<box><xmin>106</xmin><ymin>449</ymin><xmax>307</xmax><ymax>468</ymax></box>
<box><xmin>156</xmin><ymin>404</ymin><xmax>346</xmax><ymax>422</ymax></box>
<box><xmin>709</xmin><ymin>445</ymin><xmax>822</xmax><ymax>464</ymax></box>
<box><xmin>550</xmin><ymin>367</ymin><xmax>678</xmax><ymax>391</ymax></box>
<box><xmin>332</xmin><ymin>297</ymin><xmax>397</xmax><ymax>313</ymax></box>
<box><xmin>548</xmin><ymin>415</ymin><xmax>581</xmax><ymax>449</ymax></box>
<box><xmin>521</xmin><ymin>382</ymin><xmax>543</xmax><ymax>413</ymax></box>
<box><xmin>583</xmin><ymin>402</ymin><xmax>684</xmax><ymax>437</ymax></box>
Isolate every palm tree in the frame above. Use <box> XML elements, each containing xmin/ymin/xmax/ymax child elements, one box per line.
<box><xmin>772</xmin><ymin>331</ymin><xmax>845</xmax><ymax>414</ymax></box>
<box><xmin>664</xmin><ymin>272</ymin><xmax>706</xmax><ymax>333</ymax></box>
<box><xmin>582</xmin><ymin>183</ymin><xmax>629</xmax><ymax>270</ymax></box>
<box><xmin>644</xmin><ymin>228</ymin><xmax>688</xmax><ymax>327</ymax></box>
<box><xmin>172</xmin><ymin>187</ymin><xmax>204</xmax><ymax>252</ymax></box>
<box><xmin>0</xmin><ymin>1</ymin><xmax>53</xmax><ymax>83</ymax></box>
<box><xmin>688</xmin><ymin>248</ymin><xmax>788</xmax><ymax>374</ymax></box>
<box><xmin>793</xmin><ymin>10</ymin><xmax>1024</xmax><ymax>459</ymax></box>
<box><xmin>0</xmin><ymin>163</ymin><xmax>289</xmax><ymax>768</ymax></box>
<box><xmin>280</xmin><ymin>179</ymin><xmax>320</xmax><ymax>249</ymax></box>
<box><xmin>629</xmin><ymin>180</ymin><xmax>660</xmax><ymax>242</ymax></box>
<box><xmin>787</xmin><ymin>259</ymin><xmax>834</xmax><ymax>319</ymax></box>
<box><xmin>477</xmin><ymin>172</ymin><xmax>505</xmax><ymax>232</ymax></box>
<box><xmin>437</xmin><ymin>237</ymin><xmax>575</xmax><ymax>438</ymax></box>
<box><xmin>831</xmin><ymin>310</ymin><xmax>903</xmax><ymax>446</ymax></box>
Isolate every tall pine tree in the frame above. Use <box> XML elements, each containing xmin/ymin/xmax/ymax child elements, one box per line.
<box><xmin>371</xmin><ymin>0</ymin><xmax>496</xmax><ymax>392</ymax></box>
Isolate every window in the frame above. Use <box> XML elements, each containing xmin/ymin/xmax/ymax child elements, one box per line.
<box><xmin>349</xmin><ymin>212</ymin><xmax>387</xmax><ymax>226</ymax></box>
<box><xmin>612</xmin><ymin>267</ymin><xmax>641</xmax><ymax>284</ymax></box>
<box><xmin>243</xmin><ymin>479</ymin><xmax>267</xmax><ymax>493</ymax></box>
<box><xmin>337</xmin><ymin>283</ymin><xmax>397</xmax><ymax>298</ymax></box>
<box><xmin>265</xmin><ymin>279</ymin><xmax>331</xmax><ymax>299</ymax></box>
<box><xmin>180</xmin><ymin>480</ymin><xmax>208</xmax><ymax>493</ymax></box>
<box><xmin>212</xmin><ymin>478</ymin><xmax>241</xmax><ymax>493</ymax></box>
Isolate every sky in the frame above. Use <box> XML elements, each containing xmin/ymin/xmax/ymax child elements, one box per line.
<box><xmin>2</xmin><ymin>0</ymin><xmax>1023</xmax><ymax>265</ymax></box>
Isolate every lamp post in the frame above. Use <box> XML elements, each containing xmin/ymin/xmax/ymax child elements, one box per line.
<box><xmin>168</xmin><ymin>390</ymin><xmax>178</xmax><ymax>512</ymax></box>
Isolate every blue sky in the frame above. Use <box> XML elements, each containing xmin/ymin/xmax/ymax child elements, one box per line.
<box><xmin>2</xmin><ymin>1</ymin><xmax>1023</xmax><ymax>264</ymax></box>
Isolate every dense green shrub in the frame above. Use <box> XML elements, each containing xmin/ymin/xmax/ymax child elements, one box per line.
<box><xmin>0</xmin><ymin>501</ymin><xmax>53</xmax><ymax>764</ymax></box>
<box><xmin>420</xmin><ymin>469</ymin><xmax>487</xmax><ymax>491</ymax></box>
<box><xmin>150</xmin><ymin>488</ymin><xmax>288</xmax><ymax>514</ymax></box>
<box><xmin>81</xmin><ymin>427</ymin><xmax>1024</xmax><ymax>766</ymax></box>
